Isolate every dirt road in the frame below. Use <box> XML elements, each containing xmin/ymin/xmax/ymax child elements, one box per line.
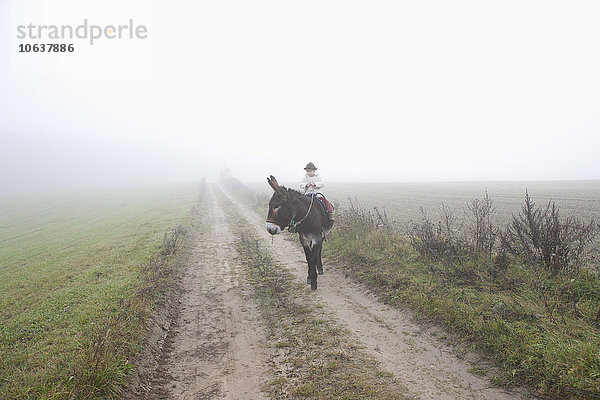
<box><xmin>126</xmin><ymin>185</ymin><xmax>529</xmax><ymax>399</ymax></box>
<box><xmin>125</xmin><ymin>187</ymin><xmax>271</xmax><ymax>399</ymax></box>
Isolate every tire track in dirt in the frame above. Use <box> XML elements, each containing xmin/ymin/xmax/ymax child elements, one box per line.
<box><xmin>143</xmin><ymin>187</ymin><xmax>270</xmax><ymax>399</ymax></box>
<box><xmin>223</xmin><ymin>189</ymin><xmax>532</xmax><ymax>400</ymax></box>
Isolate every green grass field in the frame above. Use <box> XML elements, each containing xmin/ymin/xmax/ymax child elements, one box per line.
<box><xmin>0</xmin><ymin>183</ymin><xmax>198</xmax><ymax>399</ymax></box>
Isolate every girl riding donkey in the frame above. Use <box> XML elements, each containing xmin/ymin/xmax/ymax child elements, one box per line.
<box><xmin>300</xmin><ymin>162</ymin><xmax>335</xmax><ymax>223</ymax></box>
<box><xmin>265</xmin><ymin>165</ymin><xmax>335</xmax><ymax>290</ymax></box>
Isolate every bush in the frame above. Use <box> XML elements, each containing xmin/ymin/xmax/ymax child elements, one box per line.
<box><xmin>407</xmin><ymin>205</ymin><xmax>467</xmax><ymax>265</ymax></box>
<box><xmin>466</xmin><ymin>192</ymin><xmax>499</xmax><ymax>257</ymax></box>
<box><xmin>335</xmin><ymin>198</ymin><xmax>377</xmax><ymax>235</ymax></box>
<box><xmin>407</xmin><ymin>193</ymin><xmax>499</xmax><ymax>265</ymax></box>
<box><xmin>500</xmin><ymin>191</ymin><xmax>599</xmax><ymax>273</ymax></box>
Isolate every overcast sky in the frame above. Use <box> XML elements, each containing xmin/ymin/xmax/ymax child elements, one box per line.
<box><xmin>1</xmin><ymin>0</ymin><xmax>599</xmax><ymax>193</ymax></box>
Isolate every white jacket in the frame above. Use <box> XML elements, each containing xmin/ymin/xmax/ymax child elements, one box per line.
<box><xmin>300</xmin><ymin>174</ymin><xmax>324</xmax><ymax>195</ymax></box>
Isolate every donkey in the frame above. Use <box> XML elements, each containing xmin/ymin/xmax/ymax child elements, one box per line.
<box><xmin>266</xmin><ymin>175</ymin><xmax>334</xmax><ymax>290</ymax></box>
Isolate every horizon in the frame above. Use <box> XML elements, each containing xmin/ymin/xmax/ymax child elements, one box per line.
<box><xmin>3</xmin><ymin>176</ymin><xmax>600</xmax><ymax>198</ymax></box>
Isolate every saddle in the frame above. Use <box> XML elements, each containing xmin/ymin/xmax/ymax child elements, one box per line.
<box><xmin>311</xmin><ymin>192</ymin><xmax>333</xmax><ymax>215</ymax></box>
<box><xmin>312</xmin><ymin>193</ymin><xmax>334</xmax><ymax>238</ymax></box>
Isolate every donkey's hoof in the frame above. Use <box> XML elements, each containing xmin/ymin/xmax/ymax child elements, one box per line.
<box><xmin>306</xmin><ymin>276</ymin><xmax>312</xmax><ymax>284</ymax></box>
<box><xmin>317</xmin><ymin>268</ymin><xmax>324</xmax><ymax>275</ymax></box>
<box><xmin>311</xmin><ymin>280</ymin><xmax>317</xmax><ymax>290</ymax></box>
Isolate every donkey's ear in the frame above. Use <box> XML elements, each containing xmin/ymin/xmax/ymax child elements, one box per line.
<box><xmin>267</xmin><ymin>176</ymin><xmax>276</xmax><ymax>191</ymax></box>
<box><xmin>268</xmin><ymin>175</ymin><xmax>286</xmax><ymax>195</ymax></box>
<box><xmin>269</xmin><ymin>175</ymin><xmax>280</xmax><ymax>187</ymax></box>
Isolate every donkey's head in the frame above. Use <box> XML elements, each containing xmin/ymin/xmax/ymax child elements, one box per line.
<box><xmin>266</xmin><ymin>175</ymin><xmax>294</xmax><ymax>235</ymax></box>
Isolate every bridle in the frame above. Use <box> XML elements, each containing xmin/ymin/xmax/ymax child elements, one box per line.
<box><xmin>289</xmin><ymin>193</ymin><xmax>314</xmax><ymax>233</ymax></box>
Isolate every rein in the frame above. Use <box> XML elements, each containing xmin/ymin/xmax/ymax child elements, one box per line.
<box><xmin>289</xmin><ymin>193</ymin><xmax>314</xmax><ymax>233</ymax></box>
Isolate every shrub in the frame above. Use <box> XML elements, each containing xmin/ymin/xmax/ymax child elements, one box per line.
<box><xmin>407</xmin><ymin>205</ymin><xmax>467</xmax><ymax>265</ymax></box>
<box><xmin>466</xmin><ymin>192</ymin><xmax>499</xmax><ymax>257</ymax></box>
<box><xmin>335</xmin><ymin>198</ymin><xmax>377</xmax><ymax>235</ymax></box>
<box><xmin>500</xmin><ymin>191</ymin><xmax>599</xmax><ymax>273</ymax></box>
<box><xmin>407</xmin><ymin>193</ymin><xmax>499</xmax><ymax>265</ymax></box>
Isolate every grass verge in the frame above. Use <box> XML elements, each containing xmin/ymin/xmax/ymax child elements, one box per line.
<box><xmin>0</xmin><ymin>183</ymin><xmax>200</xmax><ymax>399</ymax></box>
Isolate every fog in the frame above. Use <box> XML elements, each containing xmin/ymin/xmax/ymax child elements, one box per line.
<box><xmin>2</xmin><ymin>0</ymin><xmax>600</xmax><ymax>194</ymax></box>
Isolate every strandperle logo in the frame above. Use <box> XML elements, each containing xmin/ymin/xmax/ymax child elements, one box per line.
<box><xmin>16</xmin><ymin>19</ymin><xmax>148</xmax><ymax>45</ymax></box>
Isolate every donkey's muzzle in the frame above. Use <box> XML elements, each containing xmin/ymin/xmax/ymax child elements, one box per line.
<box><xmin>266</xmin><ymin>222</ymin><xmax>282</xmax><ymax>235</ymax></box>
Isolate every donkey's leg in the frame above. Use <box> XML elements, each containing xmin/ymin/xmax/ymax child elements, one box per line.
<box><xmin>316</xmin><ymin>242</ymin><xmax>324</xmax><ymax>275</ymax></box>
<box><xmin>300</xmin><ymin>234</ymin><xmax>314</xmax><ymax>284</ymax></box>
<box><xmin>308</xmin><ymin>247</ymin><xmax>318</xmax><ymax>290</ymax></box>
<box><xmin>302</xmin><ymin>244</ymin><xmax>313</xmax><ymax>284</ymax></box>
<box><xmin>300</xmin><ymin>234</ymin><xmax>319</xmax><ymax>289</ymax></box>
